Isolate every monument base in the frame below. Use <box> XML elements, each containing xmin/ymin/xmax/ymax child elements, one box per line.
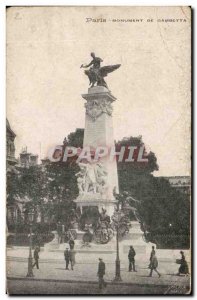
<box><xmin>44</xmin><ymin>221</ymin><xmax>156</xmax><ymax>262</ymax></box>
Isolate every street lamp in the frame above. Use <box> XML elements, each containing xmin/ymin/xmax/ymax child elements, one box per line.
<box><xmin>112</xmin><ymin>208</ymin><xmax>122</xmax><ymax>282</ymax></box>
<box><xmin>26</xmin><ymin>210</ymin><xmax>34</xmax><ymax>277</ymax></box>
<box><xmin>112</xmin><ymin>191</ymin><xmax>137</xmax><ymax>282</ymax></box>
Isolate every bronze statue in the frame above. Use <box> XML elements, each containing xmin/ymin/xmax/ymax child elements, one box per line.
<box><xmin>80</xmin><ymin>53</ymin><xmax>121</xmax><ymax>89</ymax></box>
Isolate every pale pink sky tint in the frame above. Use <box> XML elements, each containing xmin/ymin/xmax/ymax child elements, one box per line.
<box><xmin>6</xmin><ymin>6</ymin><xmax>191</xmax><ymax>176</ymax></box>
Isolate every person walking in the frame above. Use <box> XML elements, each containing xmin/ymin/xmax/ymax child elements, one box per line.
<box><xmin>148</xmin><ymin>246</ymin><xmax>156</xmax><ymax>268</ymax></box>
<box><xmin>64</xmin><ymin>247</ymin><xmax>70</xmax><ymax>270</ymax></box>
<box><xmin>97</xmin><ymin>258</ymin><xmax>106</xmax><ymax>290</ymax></box>
<box><xmin>148</xmin><ymin>253</ymin><xmax>161</xmax><ymax>277</ymax></box>
<box><xmin>150</xmin><ymin>246</ymin><xmax>155</xmax><ymax>260</ymax></box>
<box><xmin>69</xmin><ymin>249</ymin><xmax>76</xmax><ymax>270</ymax></box>
<box><xmin>128</xmin><ymin>246</ymin><xmax>137</xmax><ymax>272</ymax></box>
<box><xmin>32</xmin><ymin>246</ymin><xmax>40</xmax><ymax>269</ymax></box>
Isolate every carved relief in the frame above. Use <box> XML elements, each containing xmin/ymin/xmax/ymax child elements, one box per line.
<box><xmin>75</xmin><ymin>162</ymin><xmax>108</xmax><ymax>195</ymax></box>
<box><xmin>85</xmin><ymin>99</ymin><xmax>113</xmax><ymax>121</ymax></box>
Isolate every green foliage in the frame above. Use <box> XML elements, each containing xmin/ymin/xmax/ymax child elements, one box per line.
<box><xmin>116</xmin><ymin>135</ymin><xmax>159</xmax><ymax>174</ymax></box>
<box><xmin>135</xmin><ymin>176</ymin><xmax>190</xmax><ymax>235</ymax></box>
<box><xmin>41</xmin><ymin>161</ymin><xmax>79</xmax><ymax>226</ymax></box>
<box><xmin>7</xmin><ymin>171</ymin><xmax>21</xmax><ymax>205</ymax></box>
<box><xmin>67</xmin><ymin>128</ymin><xmax>84</xmax><ymax>148</ymax></box>
<box><xmin>7</xmin><ymin>161</ymin><xmax>79</xmax><ymax>228</ymax></box>
<box><xmin>115</xmin><ymin>135</ymin><xmax>190</xmax><ymax>248</ymax></box>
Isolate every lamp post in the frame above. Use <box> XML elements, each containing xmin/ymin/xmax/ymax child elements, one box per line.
<box><xmin>112</xmin><ymin>191</ymin><xmax>138</xmax><ymax>282</ymax></box>
<box><xmin>26</xmin><ymin>210</ymin><xmax>34</xmax><ymax>278</ymax></box>
<box><xmin>112</xmin><ymin>208</ymin><xmax>122</xmax><ymax>282</ymax></box>
<box><xmin>112</xmin><ymin>189</ymin><xmax>142</xmax><ymax>282</ymax></box>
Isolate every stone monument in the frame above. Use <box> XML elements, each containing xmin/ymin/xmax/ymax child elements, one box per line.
<box><xmin>75</xmin><ymin>53</ymin><xmax>121</xmax><ymax>217</ymax></box>
<box><xmin>45</xmin><ymin>53</ymin><xmax>155</xmax><ymax>258</ymax></box>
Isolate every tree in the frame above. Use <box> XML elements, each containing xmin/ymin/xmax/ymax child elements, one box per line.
<box><xmin>116</xmin><ymin>135</ymin><xmax>190</xmax><ymax>248</ymax></box>
<box><xmin>134</xmin><ymin>177</ymin><xmax>190</xmax><ymax>248</ymax></box>
<box><xmin>41</xmin><ymin>160</ymin><xmax>79</xmax><ymax>228</ymax></box>
<box><xmin>67</xmin><ymin>128</ymin><xmax>84</xmax><ymax>148</ymax></box>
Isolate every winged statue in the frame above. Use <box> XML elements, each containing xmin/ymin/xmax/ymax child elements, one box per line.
<box><xmin>80</xmin><ymin>52</ymin><xmax>121</xmax><ymax>89</ymax></box>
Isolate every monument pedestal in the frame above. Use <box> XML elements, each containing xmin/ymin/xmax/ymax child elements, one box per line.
<box><xmin>44</xmin><ymin>221</ymin><xmax>155</xmax><ymax>263</ymax></box>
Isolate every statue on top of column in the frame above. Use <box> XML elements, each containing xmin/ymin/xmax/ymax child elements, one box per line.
<box><xmin>80</xmin><ymin>52</ymin><xmax>121</xmax><ymax>89</ymax></box>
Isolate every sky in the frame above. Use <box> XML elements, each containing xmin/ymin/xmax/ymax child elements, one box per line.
<box><xmin>6</xmin><ymin>6</ymin><xmax>191</xmax><ymax>176</ymax></box>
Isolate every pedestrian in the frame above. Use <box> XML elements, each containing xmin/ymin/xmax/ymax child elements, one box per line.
<box><xmin>69</xmin><ymin>249</ymin><xmax>76</xmax><ymax>270</ymax></box>
<box><xmin>64</xmin><ymin>247</ymin><xmax>70</xmax><ymax>270</ymax></box>
<box><xmin>97</xmin><ymin>258</ymin><xmax>106</xmax><ymax>289</ymax></box>
<box><xmin>32</xmin><ymin>246</ymin><xmax>40</xmax><ymax>269</ymax></box>
<box><xmin>177</xmin><ymin>251</ymin><xmax>189</xmax><ymax>276</ymax></box>
<box><xmin>148</xmin><ymin>253</ymin><xmax>161</xmax><ymax>277</ymax></box>
<box><xmin>148</xmin><ymin>246</ymin><xmax>156</xmax><ymax>268</ymax></box>
<box><xmin>69</xmin><ymin>238</ymin><xmax>75</xmax><ymax>250</ymax></box>
<box><xmin>128</xmin><ymin>246</ymin><xmax>137</xmax><ymax>272</ymax></box>
<box><xmin>150</xmin><ymin>246</ymin><xmax>156</xmax><ymax>260</ymax></box>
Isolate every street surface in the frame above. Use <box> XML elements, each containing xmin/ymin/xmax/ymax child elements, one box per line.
<box><xmin>7</xmin><ymin>278</ymin><xmax>190</xmax><ymax>295</ymax></box>
<box><xmin>7</xmin><ymin>255</ymin><xmax>191</xmax><ymax>295</ymax></box>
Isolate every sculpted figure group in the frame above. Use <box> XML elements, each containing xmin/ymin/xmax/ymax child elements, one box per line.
<box><xmin>76</xmin><ymin>162</ymin><xmax>108</xmax><ymax>195</ymax></box>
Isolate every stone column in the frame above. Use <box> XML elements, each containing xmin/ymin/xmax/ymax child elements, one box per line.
<box><xmin>75</xmin><ymin>86</ymin><xmax>119</xmax><ymax>217</ymax></box>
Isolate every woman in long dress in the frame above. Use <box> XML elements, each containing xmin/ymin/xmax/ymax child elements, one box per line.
<box><xmin>177</xmin><ymin>251</ymin><xmax>189</xmax><ymax>275</ymax></box>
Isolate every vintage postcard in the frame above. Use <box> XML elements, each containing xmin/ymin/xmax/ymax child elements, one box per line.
<box><xmin>6</xmin><ymin>6</ymin><xmax>191</xmax><ymax>295</ymax></box>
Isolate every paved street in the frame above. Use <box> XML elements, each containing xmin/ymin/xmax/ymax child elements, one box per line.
<box><xmin>6</xmin><ymin>253</ymin><xmax>191</xmax><ymax>295</ymax></box>
<box><xmin>7</xmin><ymin>278</ymin><xmax>190</xmax><ymax>295</ymax></box>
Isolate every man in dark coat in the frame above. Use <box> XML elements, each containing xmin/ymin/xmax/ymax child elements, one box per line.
<box><xmin>128</xmin><ymin>246</ymin><xmax>137</xmax><ymax>272</ymax></box>
<box><xmin>32</xmin><ymin>246</ymin><xmax>40</xmax><ymax>269</ymax></box>
<box><xmin>150</xmin><ymin>246</ymin><xmax>156</xmax><ymax>260</ymax></box>
<box><xmin>97</xmin><ymin>258</ymin><xmax>106</xmax><ymax>289</ymax></box>
<box><xmin>148</xmin><ymin>254</ymin><xmax>161</xmax><ymax>277</ymax></box>
<box><xmin>148</xmin><ymin>246</ymin><xmax>156</xmax><ymax>268</ymax></box>
<box><xmin>64</xmin><ymin>248</ymin><xmax>70</xmax><ymax>270</ymax></box>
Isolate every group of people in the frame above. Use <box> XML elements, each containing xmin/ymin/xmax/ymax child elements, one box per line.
<box><xmin>31</xmin><ymin>242</ymin><xmax>189</xmax><ymax>290</ymax></box>
<box><xmin>148</xmin><ymin>246</ymin><xmax>189</xmax><ymax>277</ymax></box>
<box><xmin>127</xmin><ymin>245</ymin><xmax>161</xmax><ymax>277</ymax></box>
<box><xmin>127</xmin><ymin>245</ymin><xmax>161</xmax><ymax>276</ymax></box>
<box><xmin>97</xmin><ymin>246</ymin><xmax>189</xmax><ymax>290</ymax></box>
<box><xmin>128</xmin><ymin>245</ymin><xmax>189</xmax><ymax>278</ymax></box>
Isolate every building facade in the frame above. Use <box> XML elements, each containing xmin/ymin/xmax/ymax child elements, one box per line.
<box><xmin>19</xmin><ymin>147</ymin><xmax>38</xmax><ymax>168</ymax></box>
<box><xmin>6</xmin><ymin>119</ymin><xmax>20</xmax><ymax>229</ymax></box>
<box><xmin>6</xmin><ymin>119</ymin><xmax>18</xmax><ymax>167</ymax></box>
<box><xmin>164</xmin><ymin>176</ymin><xmax>191</xmax><ymax>195</ymax></box>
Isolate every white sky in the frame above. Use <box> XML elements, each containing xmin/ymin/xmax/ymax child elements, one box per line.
<box><xmin>6</xmin><ymin>6</ymin><xmax>191</xmax><ymax>176</ymax></box>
